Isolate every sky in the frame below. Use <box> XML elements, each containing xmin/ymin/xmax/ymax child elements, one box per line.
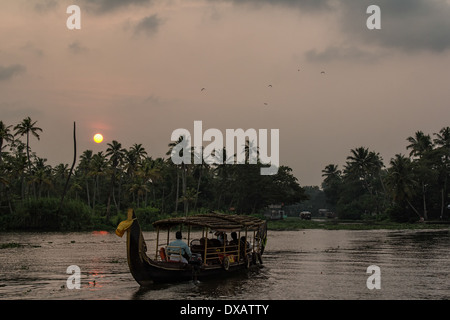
<box><xmin>1</xmin><ymin>0</ymin><xmax>450</xmax><ymax>187</ymax></box>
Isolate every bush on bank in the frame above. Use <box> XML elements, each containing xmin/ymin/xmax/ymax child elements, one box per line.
<box><xmin>1</xmin><ymin>198</ymin><xmax>93</xmax><ymax>231</ymax></box>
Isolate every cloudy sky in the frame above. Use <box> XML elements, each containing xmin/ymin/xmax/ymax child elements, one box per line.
<box><xmin>1</xmin><ymin>0</ymin><xmax>450</xmax><ymax>186</ymax></box>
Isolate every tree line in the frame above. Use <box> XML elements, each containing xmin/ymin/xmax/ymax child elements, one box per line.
<box><xmin>321</xmin><ymin>127</ymin><xmax>450</xmax><ymax>222</ymax></box>
<box><xmin>0</xmin><ymin>118</ymin><xmax>306</xmax><ymax>230</ymax></box>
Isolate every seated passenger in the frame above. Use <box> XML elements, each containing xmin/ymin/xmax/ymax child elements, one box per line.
<box><xmin>229</xmin><ymin>232</ymin><xmax>239</xmax><ymax>245</ymax></box>
<box><xmin>167</xmin><ymin>231</ymin><xmax>192</xmax><ymax>263</ymax></box>
<box><xmin>214</xmin><ymin>231</ymin><xmax>227</xmax><ymax>245</ymax></box>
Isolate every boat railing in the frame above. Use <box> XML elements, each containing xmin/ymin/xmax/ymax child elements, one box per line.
<box><xmin>190</xmin><ymin>239</ymin><xmax>252</xmax><ymax>265</ymax></box>
<box><xmin>153</xmin><ymin>225</ymin><xmax>264</xmax><ymax>266</ymax></box>
<box><xmin>165</xmin><ymin>245</ymin><xmax>184</xmax><ymax>262</ymax></box>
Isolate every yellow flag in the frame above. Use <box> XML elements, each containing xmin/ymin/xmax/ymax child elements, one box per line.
<box><xmin>115</xmin><ymin>209</ymin><xmax>134</xmax><ymax>237</ymax></box>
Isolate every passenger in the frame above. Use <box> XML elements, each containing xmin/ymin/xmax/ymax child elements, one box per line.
<box><xmin>229</xmin><ymin>232</ymin><xmax>239</xmax><ymax>245</ymax></box>
<box><xmin>215</xmin><ymin>231</ymin><xmax>226</xmax><ymax>245</ymax></box>
<box><xmin>240</xmin><ymin>236</ymin><xmax>251</xmax><ymax>256</ymax></box>
<box><xmin>167</xmin><ymin>231</ymin><xmax>192</xmax><ymax>263</ymax></box>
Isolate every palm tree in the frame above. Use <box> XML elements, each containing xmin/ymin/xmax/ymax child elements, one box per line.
<box><xmin>138</xmin><ymin>157</ymin><xmax>162</xmax><ymax>207</ymax></box>
<box><xmin>89</xmin><ymin>152</ymin><xmax>107</xmax><ymax>211</ymax></box>
<box><xmin>166</xmin><ymin>136</ymin><xmax>189</xmax><ymax>214</ymax></box>
<box><xmin>385</xmin><ymin>154</ymin><xmax>421</xmax><ymax>218</ymax></box>
<box><xmin>29</xmin><ymin>158</ymin><xmax>53</xmax><ymax>198</ymax></box>
<box><xmin>13</xmin><ymin>117</ymin><xmax>42</xmax><ymax>172</ymax></box>
<box><xmin>106</xmin><ymin>140</ymin><xmax>125</xmax><ymax>217</ymax></box>
<box><xmin>212</xmin><ymin>147</ymin><xmax>235</xmax><ymax>210</ymax></box>
<box><xmin>433</xmin><ymin>127</ymin><xmax>450</xmax><ymax>218</ymax></box>
<box><xmin>344</xmin><ymin>147</ymin><xmax>386</xmax><ymax>214</ymax></box>
<box><xmin>129</xmin><ymin>143</ymin><xmax>147</xmax><ymax>165</ymax></box>
<box><xmin>434</xmin><ymin>127</ymin><xmax>450</xmax><ymax>152</ymax></box>
<box><xmin>406</xmin><ymin>131</ymin><xmax>433</xmax><ymax>220</ymax></box>
<box><xmin>79</xmin><ymin>150</ymin><xmax>93</xmax><ymax>207</ymax></box>
<box><xmin>346</xmin><ymin>147</ymin><xmax>380</xmax><ymax>182</ymax></box>
<box><xmin>178</xmin><ymin>187</ymin><xmax>199</xmax><ymax>216</ymax></box>
<box><xmin>0</xmin><ymin>121</ymin><xmax>14</xmax><ymax>164</ymax></box>
<box><xmin>322</xmin><ymin>164</ymin><xmax>341</xmax><ymax>184</ymax></box>
<box><xmin>128</xmin><ymin>177</ymin><xmax>150</xmax><ymax>208</ymax></box>
<box><xmin>406</xmin><ymin>131</ymin><xmax>432</xmax><ymax>158</ymax></box>
<box><xmin>52</xmin><ymin>163</ymin><xmax>69</xmax><ymax>193</ymax></box>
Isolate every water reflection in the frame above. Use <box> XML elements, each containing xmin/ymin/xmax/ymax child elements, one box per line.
<box><xmin>0</xmin><ymin>229</ymin><xmax>449</xmax><ymax>300</ymax></box>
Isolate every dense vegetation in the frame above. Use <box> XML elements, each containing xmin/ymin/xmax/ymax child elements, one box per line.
<box><xmin>321</xmin><ymin>127</ymin><xmax>450</xmax><ymax>222</ymax></box>
<box><xmin>0</xmin><ymin>118</ymin><xmax>306</xmax><ymax>231</ymax></box>
<box><xmin>1</xmin><ymin>118</ymin><xmax>448</xmax><ymax>231</ymax></box>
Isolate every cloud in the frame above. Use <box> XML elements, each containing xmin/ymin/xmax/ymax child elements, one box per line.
<box><xmin>20</xmin><ymin>42</ymin><xmax>44</xmax><ymax>58</ymax></box>
<box><xmin>34</xmin><ymin>0</ymin><xmax>59</xmax><ymax>13</ymax></box>
<box><xmin>68</xmin><ymin>41</ymin><xmax>89</xmax><ymax>54</ymax></box>
<box><xmin>207</xmin><ymin>0</ymin><xmax>332</xmax><ymax>11</ymax></box>
<box><xmin>305</xmin><ymin>45</ymin><xmax>383</xmax><ymax>63</ymax></box>
<box><xmin>80</xmin><ymin>0</ymin><xmax>153</xmax><ymax>14</ymax></box>
<box><xmin>211</xmin><ymin>0</ymin><xmax>450</xmax><ymax>53</ymax></box>
<box><xmin>0</xmin><ymin>64</ymin><xmax>26</xmax><ymax>82</ymax></box>
<box><xmin>337</xmin><ymin>0</ymin><xmax>450</xmax><ymax>53</ymax></box>
<box><xmin>134</xmin><ymin>14</ymin><xmax>163</xmax><ymax>36</ymax></box>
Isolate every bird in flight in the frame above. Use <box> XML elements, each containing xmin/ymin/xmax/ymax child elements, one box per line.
<box><xmin>321</xmin><ymin>71</ymin><xmax>325</xmax><ymax>74</ymax></box>
<box><xmin>268</xmin><ymin>85</ymin><xmax>272</xmax><ymax>87</ymax></box>
<box><xmin>201</xmin><ymin>88</ymin><xmax>206</xmax><ymax>91</ymax></box>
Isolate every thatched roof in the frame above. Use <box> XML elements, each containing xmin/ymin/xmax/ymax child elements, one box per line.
<box><xmin>152</xmin><ymin>212</ymin><xmax>266</xmax><ymax>231</ymax></box>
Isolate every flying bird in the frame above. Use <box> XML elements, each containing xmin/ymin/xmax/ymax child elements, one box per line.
<box><xmin>321</xmin><ymin>71</ymin><xmax>325</xmax><ymax>74</ymax></box>
<box><xmin>201</xmin><ymin>88</ymin><xmax>206</xmax><ymax>91</ymax></box>
<box><xmin>268</xmin><ymin>85</ymin><xmax>272</xmax><ymax>88</ymax></box>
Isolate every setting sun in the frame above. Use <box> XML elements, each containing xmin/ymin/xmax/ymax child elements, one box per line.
<box><xmin>93</xmin><ymin>133</ymin><xmax>103</xmax><ymax>143</ymax></box>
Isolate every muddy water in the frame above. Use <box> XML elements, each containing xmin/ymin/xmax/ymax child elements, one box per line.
<box><xmin>0</xmin><ymin>229</ymin><xmax>449</xmax><ymax>300</ymax></box>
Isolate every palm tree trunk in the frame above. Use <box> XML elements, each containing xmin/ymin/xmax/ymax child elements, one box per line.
<box><xmin>175</xmin><ymin>169</ymin><xmax>179</xmax><ymax>213</ymax></box>
<box><xmin>106</xmin><ymin>170</ymin><xmax>116</xmax><ymax>219</ymax></box>
<box><xmin>117</xmin><ymin>175</ymin><xmax>122</xmax><ymax>212</ymax></box>
<box><xmin>26</xmin><ymin>132</ymin><xmax>30</xmax><ymax>172</ymax></box>
<box><xmin>145</xmin><ymin>189</ymin><xmax>148</xmax><ymax>207</ymax></box>
<box><xmin>406</xmin><ymin>199</ymin><xmax>421</xmax><ymax>218</ymax></box>
<box><xmin>422</xmin><ymin>182</ymin><xmax>428</xmax><ymax>220</ymax></box>
<box><xmin>161</xmin><ymin>185</ymin><xmax>165</xmax><ymax>214</ymax></box>
<box><xmin>85</xmin><ymin>180</ymin><xmax>90</xmax><ymax>208</ymax></box>
<box><xmin>194</xmin><ymin>167</ymin><xmax>202</xmax><ymax>211</ymax></box>
<box><xmin>182</xmin><ymin>163</ymin><xmax>187</xmax><ymax>216</ymax></box>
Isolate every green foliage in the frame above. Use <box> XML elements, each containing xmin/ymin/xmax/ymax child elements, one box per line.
<box><xmin>6</xmin><ymin>198</ymin><xmax>92</xmax><ymax>231</ymax></box>
<box><xmin>1</xmin><ymin>117</ymin><xmax>309</xmax><ymax>231</ymax></box>
<box><xmin>385</xmin><ymin>204</ymin><xmax>415</xmax><ymax>223</ymax></box>
<box><xmin>321</xmin><ymin>126</ymin><xmax>450</xmax><ymax>222</ymax></box>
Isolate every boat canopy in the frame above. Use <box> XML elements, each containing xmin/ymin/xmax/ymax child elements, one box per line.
<box><xmin>152</xmin><ymin>212</ymin><xmax>266</xmax><ymax>232</ymax></box>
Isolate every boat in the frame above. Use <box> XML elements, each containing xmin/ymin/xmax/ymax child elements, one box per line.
<box><xmin>116</xmin><ymin>209</ymin><xmax>267</xmax><ymax>286</ymax></box>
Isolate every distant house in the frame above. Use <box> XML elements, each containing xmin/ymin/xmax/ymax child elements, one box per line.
<box><xmin>263</xmin><ymin>204</ymin><xmax>285</xmax><ymax>220</ymax></box>
<box><xmin>300</xmin><ymin>211</ymin><xmax>312</xmax><ymax>220</ymax></box>
<box><xmin>318</xmin><ymin>209</ymin><xmax>336</xmax><ymax>219</ymax></box>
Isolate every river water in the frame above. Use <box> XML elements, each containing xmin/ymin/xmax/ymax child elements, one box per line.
<box><xmin>0</xmin><ymin>229</ymin><xmax>449</xmax><ymax>300</ymax></box>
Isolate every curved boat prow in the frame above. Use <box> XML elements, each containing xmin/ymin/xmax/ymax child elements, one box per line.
<box><xmin>125</xmin><ymin>209</ymin><xmax>154</xmax><ymax>286</ymax></box>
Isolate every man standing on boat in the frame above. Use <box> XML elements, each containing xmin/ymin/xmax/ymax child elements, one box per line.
<box><xmin>167</xmin><ymin>231</ymin><xmax>192</xmax><ymax>263</ymax></box>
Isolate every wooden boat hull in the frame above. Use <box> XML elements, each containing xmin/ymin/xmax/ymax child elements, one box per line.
<box><xmin>126</xmin><ymin>211</ymin><xmax>261</xmax><ymax>286</ymax></box>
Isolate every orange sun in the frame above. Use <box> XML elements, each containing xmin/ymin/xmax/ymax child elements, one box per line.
<box><xmin>93</xmin><ymin>133</ymin><xmax>104</xmax><ymax>143</ymax></box>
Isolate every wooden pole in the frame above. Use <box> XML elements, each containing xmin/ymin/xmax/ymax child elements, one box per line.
<box><xmin>203</xmin><ymin>228</ymin><xmax>208</xmax><ymax>265</ymax></box>
<box><xmin>155</xmin><ymin>226</ymin><xmax>160</xmax><ymax>260</ymax></box>
<box><xmin>58</xmin><ymin>122</ymin><xmax>76</xmax><ymax>215</ymax></box>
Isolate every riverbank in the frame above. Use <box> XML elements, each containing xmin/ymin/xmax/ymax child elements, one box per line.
<box><xmin>266</xmin><ymin>217</ymin><xmax>450</xmax><ymax>231</ymax></box>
